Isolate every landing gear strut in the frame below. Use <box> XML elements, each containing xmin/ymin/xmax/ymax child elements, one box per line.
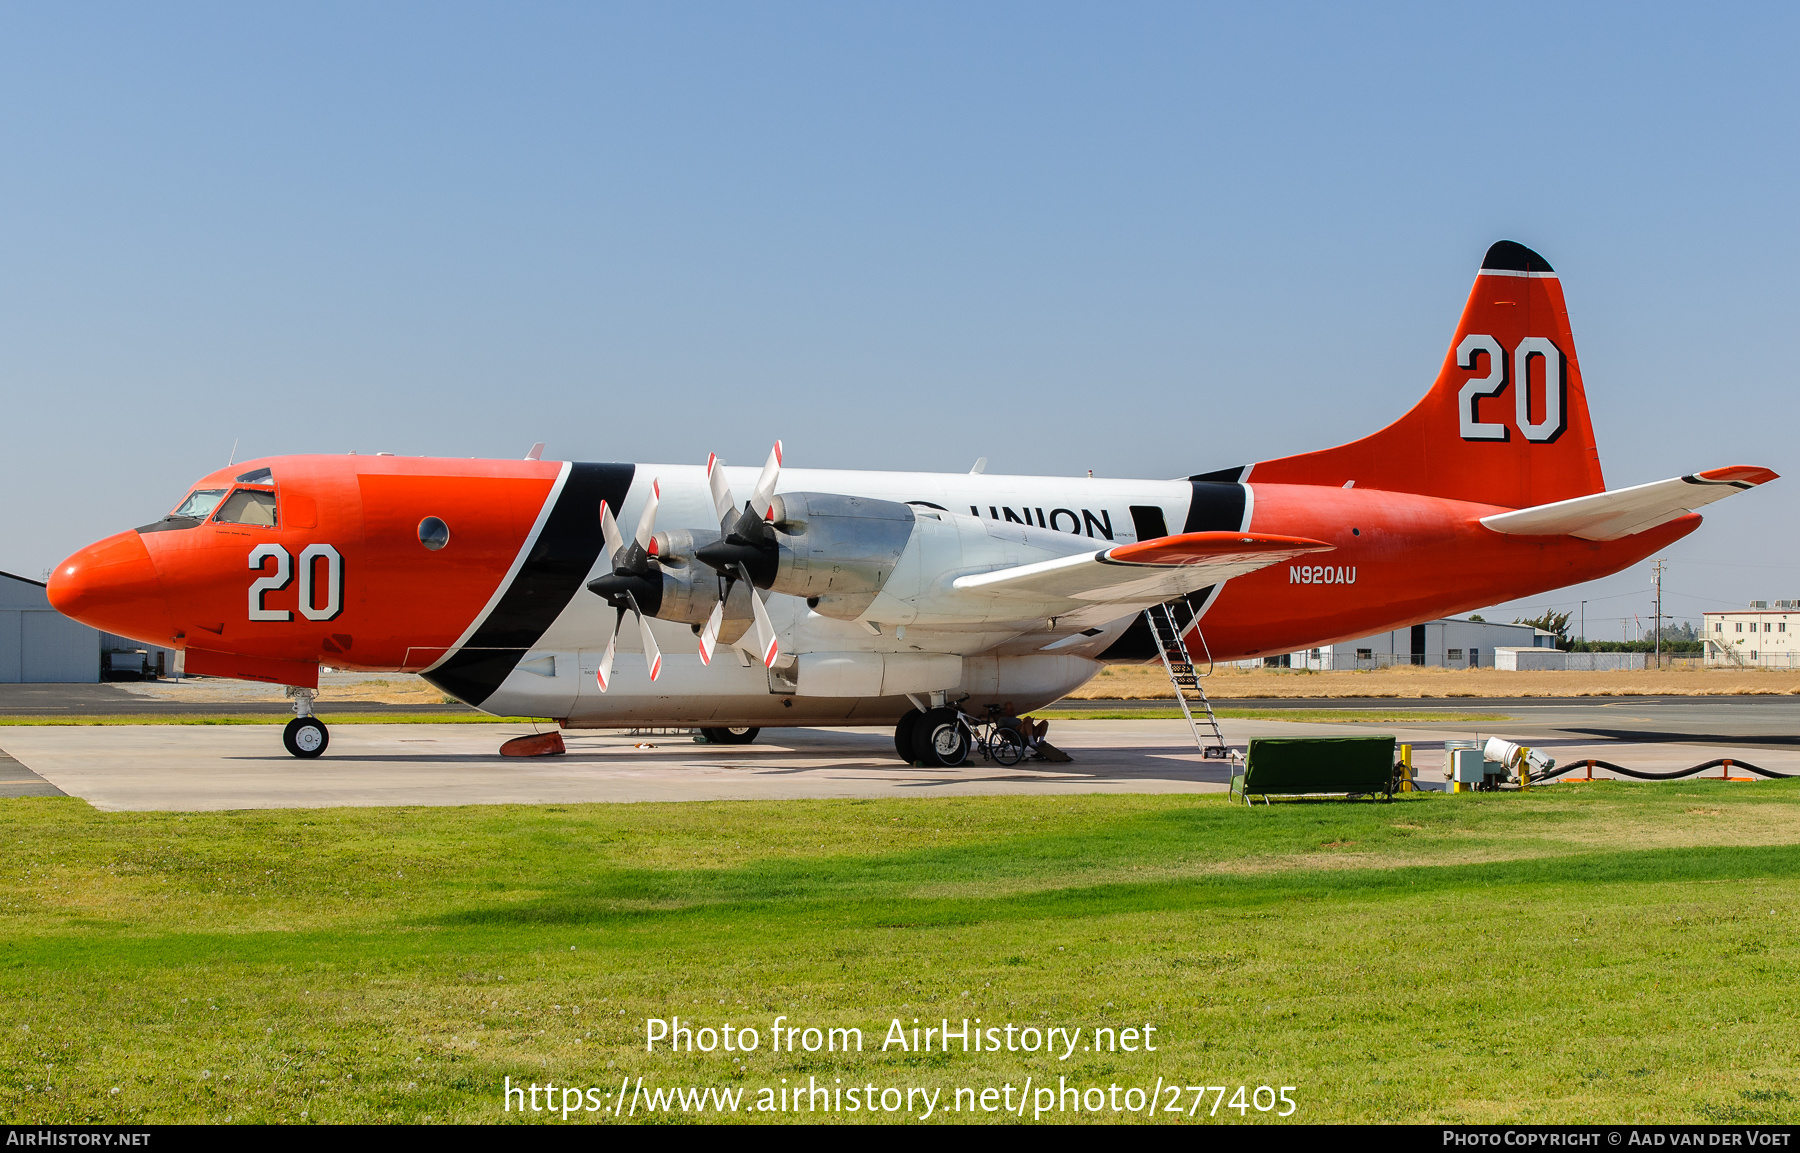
<box><xmin>283</xmin><ymin>686</ymin><xmax>328</xmax><ymax>758</ymax></box>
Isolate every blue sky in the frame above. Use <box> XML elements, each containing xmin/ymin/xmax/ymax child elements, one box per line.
<box><xmin>3</xmin><ymin>3</ymin><xmax>1794</xmax><ymax>638</ymax></box>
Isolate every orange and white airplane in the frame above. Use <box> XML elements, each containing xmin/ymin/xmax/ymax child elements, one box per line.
<box><xmin>48</xmin><ymin>242</ymin><xmax>1775</xmax><ymax>762</ymax></box>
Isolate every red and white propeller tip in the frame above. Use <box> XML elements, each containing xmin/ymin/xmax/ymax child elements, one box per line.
<box><xmin>749</xmin><ymin>441</ymin><xmax>783</xmax><ymax>522</ymax></box>
<box><xmin>633</xmin><ymin>479</ymin><xmax>660</xmax><ymax>552</ymax></box>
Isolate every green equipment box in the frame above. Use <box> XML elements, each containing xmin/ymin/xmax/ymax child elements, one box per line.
<box><xmin>1230</xmin><ymin>735</ymin><xmax>1397</xmax><ymax>804</ymax></box>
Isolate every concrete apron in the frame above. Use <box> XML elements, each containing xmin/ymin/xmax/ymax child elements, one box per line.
<box><xmin>0</xmin><ymin>719</ymin><xmax>1792</xmax><ymax>813</ymax></box>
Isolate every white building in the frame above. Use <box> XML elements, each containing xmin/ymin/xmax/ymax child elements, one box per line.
<box><xmin>1275</xmin><ymin>618</ymin><xmax>1558</xmax><ymax>670</ymax></box>
<box><xmin>1</xmin><ymin>570</ymin><xmax>177</xmax><ymax>683</ymax></box>
<box><xmin>1703</xmin><ymin>601</ymin><xmax>1798</xmax><ymax>668</ymax></box>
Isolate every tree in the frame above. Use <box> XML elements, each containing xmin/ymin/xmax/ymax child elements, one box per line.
<box><xmin>1468</xmin><ymin>614</ymin><xmax>1486</xmax><ymax>623</ymax></box>
<box><xmin>1514</xmin><ymin>610</ymin><xmax>1572</xmax><ymax>650</ymax></box>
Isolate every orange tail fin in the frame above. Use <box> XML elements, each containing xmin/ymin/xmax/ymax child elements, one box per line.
<box><xmin>1236</xmin><ymin>241</ymin><xmax>1605</xmax><ymax>509</ymax></box>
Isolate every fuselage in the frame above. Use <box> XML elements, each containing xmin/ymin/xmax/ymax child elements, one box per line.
<box><xmin>47</xmin><ymin>452</ymin><xmax>1694</xmax><ymax>727</ymax></box>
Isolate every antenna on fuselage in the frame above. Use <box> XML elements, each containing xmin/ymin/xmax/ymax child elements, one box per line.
<box><xmin>525</xmin><ymin>442</ymin><xmax>545</xmax><ymax>461</ymax></box>
<box><xmin>227</xmin><ymin>438</ymin><xmax>239</xmax><ymax>466</ymax></box>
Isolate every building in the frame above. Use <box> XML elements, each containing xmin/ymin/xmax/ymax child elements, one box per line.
<box><xmin>1276</xmin><ymin>618</ymin><xmax>1558</xmax><ymax>670</ymax></box>
<box><xmin>1703</xmin><ymin>601</ymin><xmax>1798</xmax><ymax>668</ymax></box>
<box><xmin>1</xmin><ymin>570</ymin><xmax>177</xmax><ymax>683</ymax></box>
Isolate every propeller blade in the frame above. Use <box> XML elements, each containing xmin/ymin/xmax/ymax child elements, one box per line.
<box><xmin>748</xmin><ymin>440</ymin><xmax>783</xmax><ymax>522</ymax></box>
<box><xmin>595</xmin><ymin>632</ymin><xmax>617</xmax><ymax>693</ymax></box>
<box><xmin>599</xmin><ymin>500</ymin><xmax>625</xmax><ymax>565</ymax></box>
<box><xmin>627</xmin><ymin>591</ymin><xmax>663</xmax><ymax>682</ymax></box>
<box><xmin>741</xmin><ymin>564</ymin><xmax>780</xmax><ymax>667</ymax></box>
<box><xmin>633</xmin><ymin>479</ymin><xmax>661</xmax><ymax>552</ymax></box>
<box><xmin>706</xmin><ymin>453</ymin><xmax>736</xmax><ymax>531</ymax></box>
<box><xmin>697</xmin><ymin>598</ymin><xmax>723</xmax><ymax>666</ymax></box>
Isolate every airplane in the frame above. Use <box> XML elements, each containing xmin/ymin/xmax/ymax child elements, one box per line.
<box><xmin>47</xmin><ymin>241</ymin><xmax>1776</xmax><ymax>763</ymax></box>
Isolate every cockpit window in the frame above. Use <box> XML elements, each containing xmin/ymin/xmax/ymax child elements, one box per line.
<box><xmin>213</xmin><ymin>488</ymin><xmax>278</xmax><ymax>526</ymax></box>
<box><xmin>235</xmin><ymin>467</ymin><xmax>274</xmax><ymax>484</ymax></box>
<box><xmin>171</xmin><ymin>489</ymin><xmax>228</xmax><ymax>519</ymax></box>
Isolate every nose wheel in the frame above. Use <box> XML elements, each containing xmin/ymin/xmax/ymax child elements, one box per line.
<box><xmin>282</xmin><ymin>685</ymin><xmax>328</xmax><ymax>758</ymax></box>
<box><xmin>283</xmin><ymin>716</ymin><xmax>329</xmax><ymax>758</ymax></box>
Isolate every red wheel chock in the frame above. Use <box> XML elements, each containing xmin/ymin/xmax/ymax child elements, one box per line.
<box><xmin>500</xmin><ymin>731</ymin><xmax>567</xmax><ymax>757</ymax></box>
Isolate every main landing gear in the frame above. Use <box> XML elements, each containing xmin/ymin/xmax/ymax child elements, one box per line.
<box><xmin>282</xmin><ymin>686</ymin><xmax>328</xmax><ymax>758</ymax></box>
<box><xmin>699</xmin><ymin>726</ymin><xmax>761</xmax><ymax>745</ymax></box>
<box><xmin>896</xmin><ymin>706</ymin><xmax>970</xmax><ymax>768</ymax></box>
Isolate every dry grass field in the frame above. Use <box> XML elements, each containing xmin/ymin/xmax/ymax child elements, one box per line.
<box><xmin>122</xmin><ymin>673</ymin><xmax>455</xmax><ymax>706</ymax></box>
<box><xmin>1070</xmin><ymin>663</ymin><xmax>1800</xmax><ymax>699</ymax></box>
<box><xmin>128</xmin><ymin>665</ymin><xmax>1800</xmax><ymax>708</ymax></box>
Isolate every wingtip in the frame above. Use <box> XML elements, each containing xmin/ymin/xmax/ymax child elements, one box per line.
<box><xmin>1104</xmin><ymin>531</ymin><xmax>1334</xmax><ymax>566</ymax></box>
<box><xmin>1693</xmin><ymin>465</ymin><xmax>1779</xmax><ymax>486</ymax></box>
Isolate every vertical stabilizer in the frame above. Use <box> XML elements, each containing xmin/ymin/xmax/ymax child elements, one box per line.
<box><xmin>1244</xmin><ymin>242</ymin><xmax>1606</xmax><ymax>509</ymax></box>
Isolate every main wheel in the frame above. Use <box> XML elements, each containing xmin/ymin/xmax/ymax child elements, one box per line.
<box><xmin>911</xmin><ymin>707</ymin><xmax>970</xmax><ymax>768</ymax></box>
<box><xmin>989</xmin><ymin>728</ymin><xmax>1027</xmax><ymax>766</ymax></box>
<box><xmin>700</xmin><ymin>726</ymin><xmax>760</xmax><ymax>745</ymax></box>
<box><xmin>894</xmin><ymin>709</ymin><xmax>922</xmax><ymax>763</ymax></box>
<box><xmin>283</xmin><ymin>716</ymin><xmax>328</xmax><ymax>759</ymax></box>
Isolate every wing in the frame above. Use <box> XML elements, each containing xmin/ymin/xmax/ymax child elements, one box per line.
<box><xmin>1479</xmin><ymin>466</ymin><xmax>1778</xmax><ymax>541</ymax></box>
<box><xmin>949</xmin><ymin>531</ymin><xmax>1332</xmax><ymax>615</ymax></box>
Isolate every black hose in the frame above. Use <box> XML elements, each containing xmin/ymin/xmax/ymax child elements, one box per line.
<box><xmin>1536</xmin><ymin>757</ymin><xmax>1793</xmax><ymax>782</ymax></box>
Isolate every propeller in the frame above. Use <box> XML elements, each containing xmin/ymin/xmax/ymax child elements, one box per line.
<box><xmin>586</xmin><ymin>483</ymin><xmax>665</xmax><ymax>690</ymax></box>
<box><xmin>695</xmin><ymin>444</ymin><xmax>784</xmax><ymax>668</ymax></box>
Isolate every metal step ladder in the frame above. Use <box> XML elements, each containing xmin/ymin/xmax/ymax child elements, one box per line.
<box><xmin>1144</xmin><ymin>602</ymin><xmax>1229</xmax><ymax>758</ymax></box>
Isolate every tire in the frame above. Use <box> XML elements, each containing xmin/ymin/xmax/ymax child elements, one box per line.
<box><xmin>911</xmin><ymin>707</ymin><xmax>970</xmax><ymax>768</ymax></box>
<box><xmin>283</xmin><ymin>716</ymin><xmax>328</xmax><ymax>759</ymax></box>
<box><xmin>700</xmin><ymin>726</ymin><xmax>760</xmax><ymax>745</ymax></box>
<box><xmin>989</xmin><ymin>728</ymin><xmax>1026</xmax><ymax>766</ymax></box>
<box><xmin>894</xmin><ymin>709</ymin><xmax>922</xmax><ymax>763</ymax></box>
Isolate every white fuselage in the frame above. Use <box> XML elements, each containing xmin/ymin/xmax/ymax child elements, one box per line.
<box><xmin>472</xmin><ymin>465</ymin><xmax>1211</xmax><ymax>726</ymax></box>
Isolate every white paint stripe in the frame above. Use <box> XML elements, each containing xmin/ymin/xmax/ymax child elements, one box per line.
<box><xmin>1476</xmin><ymin>268</ymin><xmax>1559</xmax><ymax>279</ymax></box>
<box><xmin>421</xmin><ymin>460</ymin><xmax>574</xmax><ymax>673</ymax></box>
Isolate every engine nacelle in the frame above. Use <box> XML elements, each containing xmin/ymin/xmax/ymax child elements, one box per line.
<box><xmin>623</xmin><ymin>528</ymin><xmax>754</xmax><ymax>644</ymax></box>
<box><xmin>765</xmin><ymin>493</ymin><xmax>917</xmax><ymax>620</ymax></box>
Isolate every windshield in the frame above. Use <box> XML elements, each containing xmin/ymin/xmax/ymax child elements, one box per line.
<box><xmin>171</xmin><ymin>489</ymin><xmax>227</xmax><ymax>520</ymax></box>
<box><xmin>214</xmin><ymin>488</ymin><xmax>278</xmax><ymax>526</ymax></box>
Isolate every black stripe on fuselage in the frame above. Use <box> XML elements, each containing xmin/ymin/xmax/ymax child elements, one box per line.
<box><xmin>1099</xmin><ymin>480</ymin><xmax>1248</xmax><ymax>660</ymax></box>
<box><xmin>424</xmin><ymin>462</ymin><xmax>635</xmax><ymax>707</ymax></box>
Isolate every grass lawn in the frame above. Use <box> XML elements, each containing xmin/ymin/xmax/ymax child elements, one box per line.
<box><xmin>1030</xmin><ymin>709</ymin><xmax>1512</xmax><ymax>723</ymax></box>
<box><xmin>0</xmin><ymin>714</ymin><xmax>536</xmax><ymax>726</ymax></box>
<box><xmin>1</xmin><ymin>783</ymin><xmax>1797</xmax><ymax>1125</ymax></box>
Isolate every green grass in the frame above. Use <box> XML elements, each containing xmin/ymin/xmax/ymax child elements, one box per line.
<box><xmin>1</xmin><ymin>783</ymin><xmax>1797</xmax><ymax>1124</ymax></box>
<box><xmin>1031</xmin><ymin>709</ymin><xmax>1512</xmax><ymax>723</ymax></box>
<box><xmin>0</xmin><ymin>714</ymin><xmax>539</xmax><ymax>726</ymax></box>
<box><xmin>0</xmin><ymin>710</ymin><xmax>1504</xmax><ymax>726</ymax></box>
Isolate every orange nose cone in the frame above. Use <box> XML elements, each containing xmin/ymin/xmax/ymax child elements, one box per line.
<box><xmin>48</xmin><ymin>530</ymin><xmax>173</xmax><ymax>643</ymax></box>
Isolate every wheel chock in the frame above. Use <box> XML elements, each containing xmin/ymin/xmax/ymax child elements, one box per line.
<box><xmin>500</xmin><ymin>731</ymin><xmax>566</xmax><ymax>757</ymax></box>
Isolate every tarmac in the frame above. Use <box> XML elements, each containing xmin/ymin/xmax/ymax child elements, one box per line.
<box><xmin>0</xmin><ymin>693</ymin><xmax>1794</xmax><ymax>811</ymax></box>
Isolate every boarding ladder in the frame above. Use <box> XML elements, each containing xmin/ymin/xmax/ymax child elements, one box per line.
<box><xmin>1144</xmin><ymin>602</ymin><xmax>1228</xmax><ymax>758</ymax></box>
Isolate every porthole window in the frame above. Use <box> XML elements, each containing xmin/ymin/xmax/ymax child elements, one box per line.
<box><xmin>418</xmin><ymin>516</ymin><xmax>450</xmax><ymax>551</ymax></box>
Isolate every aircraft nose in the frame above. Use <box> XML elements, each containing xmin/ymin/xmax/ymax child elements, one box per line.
<box><xmin>47</xmin><ymin>531</ymin><xmax>173</xmax><ymax>642</ymax></box>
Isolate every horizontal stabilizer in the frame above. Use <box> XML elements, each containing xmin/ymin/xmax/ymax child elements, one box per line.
<box><xmin>1479</xmin><ymin>466</ymin><xmax>1778</xmax><ymax>541</ymax></box>
<box><xmin>951</xmin><ymin>531</ymin><xmax>1332</xmax><ymax>611</ymax></box>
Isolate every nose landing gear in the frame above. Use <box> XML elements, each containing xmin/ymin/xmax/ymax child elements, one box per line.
<box><xmin>282</xmin><ymin>686</ymin><xmax>328</xmax><ymax>758</ymax></box>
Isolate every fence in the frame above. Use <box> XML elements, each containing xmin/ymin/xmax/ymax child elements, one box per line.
<box><xmin>1703</xmin><ymin>649</ymin><xmax>1800</xmax><ymax>669</ymax></box>
<box><xmin>1230</xmin><ymin>652</ymin><xmax>1717</xmax><ymax>672</ymax></box>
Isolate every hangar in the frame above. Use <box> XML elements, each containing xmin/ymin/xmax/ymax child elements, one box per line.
<box><xmin>1</xmin><ymin>570</ymin><xmax>174</xmax><ymax>683</ymax></box>
<box><xmin>1276</xmin><ymin>618</ymin><xmax>1559</xmax><ymax>670</ymax></box>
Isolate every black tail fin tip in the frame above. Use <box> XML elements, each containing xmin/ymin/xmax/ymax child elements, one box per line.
<box><xmin>1482</xmin><ymin>241</ymin><xmax>1553</xmax><ymax>274</ymax></box>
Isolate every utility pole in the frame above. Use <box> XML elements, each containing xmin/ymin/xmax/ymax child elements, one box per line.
<box><xmin>1652</xmin><ymin>559</ymin><xmax>1666</xmax><ymax>669</ymax></box>
<box><xmin>1580</xmin><ymin>600</ymin><xmax>1587</xmax><ymax>649</ymax></box>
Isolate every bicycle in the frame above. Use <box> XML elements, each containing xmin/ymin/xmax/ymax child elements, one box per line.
<box><xmin>968</xmin><ymin>704</ymin><xmax>1031</xmax><ymax>766</ymax></box>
